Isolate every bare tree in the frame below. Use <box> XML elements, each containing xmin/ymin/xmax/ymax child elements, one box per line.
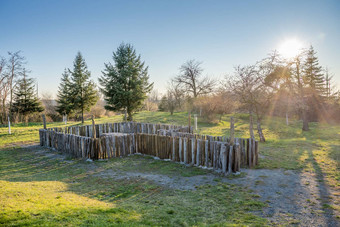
<box><xmin>0</xmin><ymin>57</ymin><xmax>9</xmax><ymax>124</ymax></box>
<box><xmin>6</xmin><ymin>51</ymin><xmax>26</xmax><ymax>120</ymax></box>
<box><xmin>226</xmin><ymin>65</ymin><xmax>268</xmax><ymax>142</ymax></box>
<box><xmin>174</xmin><ymin>60</ymin><xmax>216</xmax><ymax>98</ymax></box>
<box><xmin>291</xmin><ymin>53</ymin><xmax>309</xmax><ymax>131</ymax></box>
<box><xmin>168</xmin><ymin>80</ymin><xmax>185</xmax><ymax>111</ymax></box>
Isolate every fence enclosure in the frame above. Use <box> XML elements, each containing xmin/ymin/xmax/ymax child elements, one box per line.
<box><xmin>39</xmin><ymin>122</ymin><xmax>259</xmax><ymax>174</ymax></box>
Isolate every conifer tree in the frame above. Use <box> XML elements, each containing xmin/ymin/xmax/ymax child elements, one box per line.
<box><xmin>56</xmin><ymin>69</ymin><xmax>74</xmax><ymax>119</ymax></box>
<box><xmin>11</xmin><ymin>69</ymin><xmax>44</xmax><ymax>125</ymax></box>
<box><xmin>303</xmin><ymin>46</ymin><xmax>325</xmax><ymax>96</ymax></box>
<box><xmin>69</xmin><ymin>52</ymin><xmax>98</xmax><ymax>123</ymax></box>
<box><xmin>99</xmin><ymin>43</ymin><xmax>153</xmax><ymax>121</ymax></box>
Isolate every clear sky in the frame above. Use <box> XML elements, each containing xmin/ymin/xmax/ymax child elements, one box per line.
<box><xmin>1</xmin><ymin>0</ymin><xmax>339</xmax><ymax>97</ymax></box>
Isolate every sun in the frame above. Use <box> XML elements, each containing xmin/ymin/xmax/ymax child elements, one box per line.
<box><xmin>277</xmin><ymin>38</ymin><xmax>304</xmax><ymax>59</ymax></box>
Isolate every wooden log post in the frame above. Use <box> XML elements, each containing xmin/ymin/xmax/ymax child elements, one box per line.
<box><xmin>188</xmin><ymin>110</ymin><xmax>191</xmax><ymax>134</ymax></box>
<box><xmin>230</xmin><ymin>117</ymin><xmax>235</xmax><ymax>146</ymax></box>
<box><xmin>179</xmin><ymin>137</ymin><xmax>182</xmax><ymax>163</ymax></box>
<box><xmin>8</xmin><ymin>116</ymin><xmax>11</xmax><ymax>134</ymax></box>
<box><xmin>194</xmin><ymin>114</ymin><xmax>198</xmax><ymax>131</ymax></box>
<box><xmin>228</xmin><ymin>145</ymin><xmax>233</xmax><ymax>175</ymax></box>
<box><xmin>221</xmin><ymin>144</ymin><xmax>227</xmax><ymax>174</ymax></box>
<box><xmin>183</xmin><ymin>138</ymin><xmax>187</xmax><ymax>164</ymax></box>
<box><xmin>172</xmin><ymin>137</ymin><xmax>175</xmax><ymax>161</ymax></box>
<box><xmin>196</xmin><ymin>139</ymin><xmax>200</xmax><ymax>166</ymax></box>
<box><xmin>233</xmin><ymin>143</ymin><xmax>239</xmax><ymax>172</ymax></box>
<box><xmin>205</xmin><ymin>140</ymin><xmax>209</xmax><ymax>167</ymax></box>
<box><xmin>248</xmin><ymin>138</ymin><xmax>252</xmax><ymax>168</ymax></box>
<box><xmin>255</xmin><ymin>140</ymin><xmax>259</xmax><ymax>165</ymax></box>
<box><xmin>191</xmin><ymin>138</ymin><xmax>195</xmax><ymax>165</ymax></box>
<box><xmin>91</xmin><ymin>115</ymin><xmax>96</xmax><ymax>139</ymax></box>
<box><xmin>42</xmin><ymin>114</ymin><xmax>47</xmax><ymax>130</ymax></box>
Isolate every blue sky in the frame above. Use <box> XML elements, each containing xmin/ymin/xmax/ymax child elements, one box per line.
<box><xmin>1</xmin><ymin>0</ymin><xmax>339</xmax><ymax>97</ymax></box>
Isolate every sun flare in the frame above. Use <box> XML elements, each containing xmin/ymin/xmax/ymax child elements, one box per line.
<box><xmin>278</xmin><ymin>38</ymin><xmax>304</xmax><ymax>59</ymax></box>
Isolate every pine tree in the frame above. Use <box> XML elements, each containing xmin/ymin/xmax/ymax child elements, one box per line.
<box><xmin>99</xmin><ymin>43</ymin><xmax>153</xmax><ymax>121</ymax></box>
<box><xmin>69</xmin><ymin>52</ymin><xmax>98</xmax><ymax>123</ymax></box>
<box><xmin>56</xmin><ymin>69</ymin><xmax>74</xmax><ymax>119</ymax></box>
<box><xmin>11</xmin><ymin>69</ymin><xmax>44</xmax><ymax>125</ymax></box>
<box><xmin>303</xmin><ymin>46</ymin><xmax>325</xmax><ymax>96</ymax></box>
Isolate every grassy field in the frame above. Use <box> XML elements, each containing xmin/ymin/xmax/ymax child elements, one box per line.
<box><xmin>0</xmin><ymin>111</ymin><xmax>339</xmax><ymax>226</ymax></box>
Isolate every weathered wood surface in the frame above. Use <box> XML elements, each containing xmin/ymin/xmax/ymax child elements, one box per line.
<box><xmin>39</xmin><ymin>122</ymin><xmax>259</xmax><ymax>173</ymax></box>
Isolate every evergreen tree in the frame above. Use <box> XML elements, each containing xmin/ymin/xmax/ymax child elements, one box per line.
<box><xmin>69</xmin><ymin>52</ymin><xmax>98</xmax><ymax>123</ymax></box>
<box><xmin>158</xmin><ymin>95</ymin><xmax>168</xmax><ymax>112</ymax></box>
<box><xmin>99</xmin><ymin>43</ymin><xmax>153</xmax><ymax>121</ymax></box>
<box><xmin>11</xmin><ymin>69</ymin><xmax>44</xmax><ymax>125</ymax></box>
<box><xmin>56</xmin><ymin>69</ymin><xmax>74</xmax><ymax>119</ymax></box>
<box><xmin>303</xmin><ymin>46</ymin><xmax>325</xmax><ymax>96</ymax></box>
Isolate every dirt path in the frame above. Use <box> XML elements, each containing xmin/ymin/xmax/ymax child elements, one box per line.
<box><xmin>35</xmin><ymin>146</ymin><xmax>339</xmax><ymax>226</ymax></box>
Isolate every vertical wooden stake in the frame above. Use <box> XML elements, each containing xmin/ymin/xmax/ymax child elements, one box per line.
<box><xmin>191</xmin><ymin>138</ymin><xmax>195</xmax><ymax>165</ymax></box>
<box><xmin>188</xmin><ymin>110</ymin><xmax>191</xmax><ymax>133</ymax></box>
<box><xmin>228</xmin><ymin>145</ymin><xmax>233</xmax><ymax>174</ymax></box>
<box><xmin>221</xmin><ymin>144</ymin><xmax>227</xmax><ymax>174</ymax></box>
<box><xmin>179</xmin><ymin>137</ymin><xmax>182</xmax><ymax>163</ymax></box>
<box><xmin>194</xmin><ymin>114</ymin><xmax>198</xmax><ymax>131</ymax></box>
<box><xmin>183</xmin><ymin>138</ymin><xmax>187</xmax><ymax>164</ymax></box>
<box><xmin>91</xmin><ymin>115</ymin><xmax>96</xmax><ymax>139</ymax></box>
<box><xmin>230</xmin><ymin>117</ymin><xmax>235</xmax><ymax>146</ymax></box>
<box><xmin>8</xmin><ymin>116</ymin><xmax>11</xmax><ymax>134</ymax></box>
<box><xmin>205</xmin><ymin>140</ymin><xmax>209</xmax><ymax>167</ymax></box>
<box><xmin>42</xmin><ymin>114</ymin><xmax>46</xmax><ymax>130</ymax></box>
<box><xmin>196</xmin><ymin>139</ymin><xmax>200</xmax><ymax>166</ymax></box>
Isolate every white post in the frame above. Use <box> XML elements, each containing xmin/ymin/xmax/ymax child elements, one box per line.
<box><xmin>8</xmin><ymin>116</ymin><xmax>11</xmax><ymax>134</ymax></box>
<box><xmin>194</xmin><ymin>114</ymin><xmax>198</xmax><ymax>131</ymax></box>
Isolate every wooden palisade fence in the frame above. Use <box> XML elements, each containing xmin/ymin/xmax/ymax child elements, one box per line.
<box><xmin>39</xmin><ymin>122</ymin><xmax>259</xmax><ymax>174</ymax></box>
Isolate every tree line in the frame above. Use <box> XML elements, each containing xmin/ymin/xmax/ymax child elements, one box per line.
<box><xmin>1</xmin><ymin>44</ymin><xmax>339</xmax><ymax>142</ymax></box>
<box><xmin>0</xmin><ymin>51</ymin><xmax>44</xmax><ymax>125</ymax></box>
<box><xmin>159</xmin><ymin>45</ymin><xmax>340</xmax><ymax>141</ymax></box>
<box><xmin>56</xmin><ymin>43</ymin><xmax>153</xmax><ymax>123</ymax></box>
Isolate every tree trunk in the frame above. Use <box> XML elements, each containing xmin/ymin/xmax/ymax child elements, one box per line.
<box><xmin>257</xmin><ymin>119</ymin><xmax>265</xmax><ymax>142</ymax></box>
<box><xmin>249</xmin><ymin>112</ymin><xmax>255</xmax><ymax>140</ymax></box>
<box><xmin>2</xmin><ymin>99</ymin><xmax>5</xmax><ymax>124</ymax></box>
<box><xmin>302</xmin><ymin>109</ymin><xmax>309</xmax><ymax>131</ymax></box>
<box><xmin>81</xmin><ymin>109</ymin><xmax>84</xmax><ymax>123</ymax></box>
<box><xmin>286</xmin><ymin>112</ymin><xmax>289</xmax><ymax>126</ymax></box>
<box><xmin>127</xmin><ymin>109</ymin><xmax>133</xmax><ymax>121</ymax></box>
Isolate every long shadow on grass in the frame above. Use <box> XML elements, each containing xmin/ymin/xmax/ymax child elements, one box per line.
<box><xmin>306</xmin><ymin>149</ymin><xmax>337</xmax><ymax>226</ymax></box>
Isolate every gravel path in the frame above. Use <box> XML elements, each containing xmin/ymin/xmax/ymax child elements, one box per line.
<box><xmin>97</xmin><ymin>166</ymin><xmax>339</xmax><ymax>226</ymax></box>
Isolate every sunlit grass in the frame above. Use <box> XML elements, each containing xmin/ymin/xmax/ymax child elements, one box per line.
<box><xmin>1</xmin><ymin>111</ymin><xmax>339</xmax><ymax>219</ymax></box>
<box><xmin>0</xmin><ymin>146</ymin><xmax>267</xmax><ymax>226</ymax></box>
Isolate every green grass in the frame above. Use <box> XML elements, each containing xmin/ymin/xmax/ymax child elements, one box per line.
<box><xmin>1</xmin><ymin>111</ymin><xmax>339</xmax><ymax>224</ymax></box>
<box><xmin>0</xmin><ymin>147</ymin><xmax>267</xmax><ymax>226</ymax></box>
